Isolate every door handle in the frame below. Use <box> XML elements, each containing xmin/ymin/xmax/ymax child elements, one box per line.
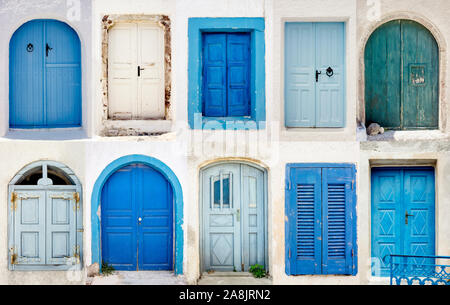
<box><xmin>315</xmin><ymin>70</ymin><xmax>322</xmax><ymax>82</ymax></box>
<box><xmin>236</xmin><ymin>209</ymin><xmax>240</xmax><ymax>222</ymax></box>
<box><xmin>138</xmin><ymin>66</ymin><xmax>145</xmax><ymax>77</ymax></box>
<box><xmin>46</xmin><ymin>43</ymin><xmax>53</xmax><ymax>57</ymax></box>
<box><xmin>405</xmin><ymin>211</ymin><xmax>414</xmax><ymax>224</ymax></box>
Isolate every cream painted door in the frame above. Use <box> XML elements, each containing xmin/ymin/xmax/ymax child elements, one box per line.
<box><xmin>108</xmin><ymin>22</ymin><xmax>165</xmax><ymax>120</ymax></box>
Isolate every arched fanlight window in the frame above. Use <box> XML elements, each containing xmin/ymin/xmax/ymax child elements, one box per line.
<box><xmin>8</xmin><ymin>161</ymin><xmax>82</xmax><ymax>271</ymax></box>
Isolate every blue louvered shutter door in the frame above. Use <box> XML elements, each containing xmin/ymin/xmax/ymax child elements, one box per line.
<box><xmin>203</xmin><ymin>33</ymin><xmax>227</xmax><ymax>117</ymax></box>
<box><xmin>322</xmin><ymin>167</ymin><xmax>355</xmax><ymax>274</ymax></box>
<box><xmin>227</xmin><ymin>33</ymin><xmax>250</xmax><ymax>116</ymax></box>
<box><xmin>286</xmin><ymin>167</ymin><xmax>322</xmax><ymax>275</ymax></box>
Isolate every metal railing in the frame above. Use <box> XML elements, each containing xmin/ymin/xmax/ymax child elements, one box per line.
<box><xmin>389</xmin><ymin>254</ymin><xmax>450</xmax><ymax>285</ymax></box>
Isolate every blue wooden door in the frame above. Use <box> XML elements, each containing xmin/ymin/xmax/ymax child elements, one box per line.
<box><xmin>285</xmin><ymin>23</ymin><xmax>345</xmax><ymax>127</ymax></box>
<box><xmin>202</xmin><ymin>164</ymin><xmax>265</xmax><ymax>272</ymax></box>
<box><xmin>101</xmin><ymin>164</ymin><xmax>173</xmax><ymax>271</ymax></box>
<box><xmin>9</xmin><ymin>19</ymin><xmax>81</xmax><ymax>128</ymax></box>
<box><xmin>203</xmin><ymin>33</ymin><xmax>250</xmax><ymax>117</ymax></box>
<box><xmin>371</xmin><ymin>167</ymin><xmax>435</xmax><ymax>276</ymax></box>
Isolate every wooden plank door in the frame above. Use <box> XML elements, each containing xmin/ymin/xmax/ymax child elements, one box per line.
<box><xmin>9</xmin><ymin>20</ymin><xmax>81</xmax><ymax>128</ymax></box>
<box><xmin>365</xmin><ymin>20</ymin><xmax>438</xmax><ymax>129</ymax></box>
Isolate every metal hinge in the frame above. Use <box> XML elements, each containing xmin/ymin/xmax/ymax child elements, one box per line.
<box><xmin>10</xmin><ymin>247</ymin><xmax>17</xmax><ymax>265</ymax></box>
<box><xmin>352</xmin><ymin>180</ymin><xmax>354</xmax><ymax>190</ymax></box>
<box><xmin>10</xmin><ymin>192</ymin><xmax>17</xmax><ymax>211</ymax></box>
<box><xmin>73</xmin><ymin>192</ymin><xmax>80</xmax><ymax>211</ymax></box>
<box><xmin>73</xmin><ymin>245</ymin><xmax>80</xmax><ymax>264</ymax></box>
<box><xmin>351</xmin><ymin>249</ymin><xmax>354</xmax><ymax>257</ymax></box>
<box><xmin>289</xmin><ymin>249</ymin><xmax>291</xmax><ymax>258</ymax></box>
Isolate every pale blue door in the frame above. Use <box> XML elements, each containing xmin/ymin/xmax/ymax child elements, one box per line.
<box><xmin>371</xmin><ymin>167</ymin><xmax>435</xmax><ymax>276</ymax></box>
<box><xmin>285</xmin><ymin>22</ymin><xmax>345</xmax><ymax>127</ymax></box>
<box><xmin>202</xmin><ymin>163</ymin><xmax>265</xmax><ymax>272</ymax></box>
<box><xmin>9</xmin><ymin>19</ymin><xmax>81</xmax><ymax>128</ymax></box>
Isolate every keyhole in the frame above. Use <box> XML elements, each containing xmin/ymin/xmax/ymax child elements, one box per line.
<box><xmin>27</xmin><ymin>43</ymin><xmax>34</xmax><ymax>52</ymax></box>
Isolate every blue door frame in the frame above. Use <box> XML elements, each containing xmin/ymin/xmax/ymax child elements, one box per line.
<box><xmin>91</xmin><ymin>155</ymin><xmax>183</xmax><ymax>274</ymax></box>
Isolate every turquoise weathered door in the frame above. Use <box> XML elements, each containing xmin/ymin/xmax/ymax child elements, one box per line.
<box><xmin>202</xmin><ymin>163</ymin><xmax>266</xmax><ymax>272</ymax></box>
<box><xmin>365</xmin><ymin>20</ymin><xmax>439</xmax><ymax>130</ymax></box>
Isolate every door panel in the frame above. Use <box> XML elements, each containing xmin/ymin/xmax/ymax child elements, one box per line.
<box><xmin>227</xmin><ymin>33</ymin><xmax>250</xmax><ymax>116</ymax></box>
<box><xmin>138</xmin><ymin>24</ymin><xmax>165</xmax><ymax>119</ymax></box>
<box><xmin>9</xmin><ymin>20</ymin><xmax>45</xmax><ymax>127</ymax></box>
<box><xmin>315</xmin><ymin>23</ymin><xmax>345</xmax><ymax>127</ymax></box>
<box><xmin>13</xmin><ymin>191</ymin><xmax>46</xmax><ymax>265</ymax></box>
<box><xmin>9</xmin><ymin>20</ymin><xmax>81</xmax><ymax>128</ymax></box>
<box><xmin>371</xmin><ymin>168</ymin><xmax>435</xmax><ymax>276</ymax></box>
<box><xmin>402</xmin><ymin>21</ymin><xmax>439</xmax><ymax>129</ymax></box>
<box><xmin>46</xmin><ymin>190</ymin><xmax>77</xmax><ymax>265</ymax></box>
<box><xmin>202</xmin><ymin>163</ymin><xmax>266</xmax><ymax>272</ymax></box>
<box><xmin>101</xmin><ymin>164</ymin><xmax>173</xmax><ymax>271</ymax></box>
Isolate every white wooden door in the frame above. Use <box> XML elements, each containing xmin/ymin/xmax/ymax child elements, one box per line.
<box><xmin>108</xmin><ymin>22</ymin><xmax>165</xmax><ymax>120</ymax></box>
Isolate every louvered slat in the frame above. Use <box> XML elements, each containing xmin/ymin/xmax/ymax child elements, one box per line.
<box><xmin>327</xmin><ymin>184</ymin><xmax>346</xmax><ymax>258</ymax></box>
<box><xmin>296</xmin><ymin>184</ymin><xmax>315</xmax><ymax>258</ymax></box>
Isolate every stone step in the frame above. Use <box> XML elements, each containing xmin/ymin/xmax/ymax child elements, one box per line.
<box><xmin>201</xmin><ymin>272</ymin><xmax>253</xmax><ymax>278</ymax></box>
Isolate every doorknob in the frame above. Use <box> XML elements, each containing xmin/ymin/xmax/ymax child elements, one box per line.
<box><xmin>46</xmin><ymin>43</ymin><xmax>53</xmax><ymax>57</ymax></box>
<box><xmin>138</xmin><ymin>217</ymin><xmax>142</xmax><ymax>224</ymax></box>
<box><xmin>315</xmin><ymin>70</ymin><xmax>322</xmax><ymax>82</ymax></box>
<box><xmin>405</xmin><ymin>211</ymin><xmax>414</xmax><ymax>224</ymax></box>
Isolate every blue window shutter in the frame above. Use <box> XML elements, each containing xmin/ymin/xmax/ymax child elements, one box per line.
<box><xmin>227</xmin><ymin>33</ymin><xmax>250</xmax><ymax>116</ymax></box>
<box><xmin>285</xmin><ymin>23</ymin><xmax>316</xmax><ymax>127</ymax></box>
<box><xmin>286</xmin><ymin>167</ymin><xmax>322</xmax><ymax>275</ymax></box>
<box><xmin>45</xmin><ymin>191</ymin><xmax>77</xmax><ymax>265</ymax></box>
<box><xmin>322</xmin><ymin>167</ymin><xmax>355</xmax><ymax>275</ymax></box>
<box><xmin>203</xmin><ymin>33</ymin><xmax>227</xmax><ymax>117</ymax></box>
<box><xmin>12</xmin><ymin>191</ymin><xmax>46</xmax><ymax>266</ymax></box>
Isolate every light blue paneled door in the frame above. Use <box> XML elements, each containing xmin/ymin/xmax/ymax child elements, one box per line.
<box><xmin>101</xmin><ymin>164</ymin><xmax>173</xmax><ymax>271</ymax></box>
<box><xmin>202</xmin><ymin>163</ymin><xmax>265</xmax><ymax>272</ymax></box>
<box><xmin>9</xmin><ymin>19</ymin><xmax>81</xmax><ymax>128</ymax></box>
<box><xmin>285</xmin><ymin>22</ymin><xmax>345</xmax><ymax>127</ymax></box>
<box><xmin>371</xmin><ymin>167</ymin><xmax>435</xmax><ymax>276</ymax></box>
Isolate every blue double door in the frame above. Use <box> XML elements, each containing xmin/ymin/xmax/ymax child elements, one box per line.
<box><xmin>202</xmin><ymin>33</ymin><xmax>250</xmax><ymax>117</ymax></box>
<box><xmin>101</xmin><ymin>164</ymin><xmax>173</xmax><ymax>271</ymax></box>
<box><xmin>371</xmin><ymin>167</ymin><xmax>435</xmax><ymax>276</ymax></box>
<box><xmin>9</xmin><ymin>19</ymin><xmax>81</xmax><ymax>128</ymax></box>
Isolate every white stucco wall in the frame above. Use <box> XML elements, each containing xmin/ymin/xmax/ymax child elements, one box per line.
<box><xmin>0</xmin><ymin>0</ymin><xmax>448</xmax><ymax>285</ymax></box>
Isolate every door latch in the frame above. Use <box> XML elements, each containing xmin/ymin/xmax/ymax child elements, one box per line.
<box><xmin>405</xmin><ymin>211</ymin><xmax>414</xmax><ymax>224</ymax></box>
<box><xmin>46</xmin><ymin>43</ymin><xmax>53</xmax><ymax>57</ymax></box>
<box><xmin>315</xmin><ymin>70</ymin><xmax>322</xmax><ymax>82</ymax></box>
<box><xmin>138</xmin><ymin>66</ymin><xmax>144</xmax><ymax>77</ymax></box>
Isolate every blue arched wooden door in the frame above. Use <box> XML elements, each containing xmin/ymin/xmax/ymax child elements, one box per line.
<box><xmin>9</xmin><ymin>19</ymin><xmax>81</xmax><ymax>128</ymax></box>
<box><xmin>101</xmin><ymin>164</ymin><xmax>174</xmax><ymax>271</ymax></box>
<box><xmin>365</xmin><ymin>20</ymin><xmax>439</xmax><ymax>130</ymax></box>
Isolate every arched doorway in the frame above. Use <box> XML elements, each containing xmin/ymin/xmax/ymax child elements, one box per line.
<box><xmin>101</xmin><ymin>163</ymin><xmax>173</xmax><ymax>270</ymax></box>
<box><xmin>365</xmin><ymin>20</ymin><xmax>439</xmax><ymax>130</ymax></box>
<box><xmin>91</xmin><ymin>155</ymin><xmax>183</xmax><ymax>274</ymax></box>
<box><xmin>9</xmin><ymin>19</ymin><xmax>81</xmax><ymax>128</ymax></box>
<box><xmin>8</xmin><ymin>161</ymin><xmax>82</xmax><ymax>270</ymax></box>
<box><xmin>200</xmin><ymin>161</ymin><xmax>268</xmax><ymax>273</ymax></box>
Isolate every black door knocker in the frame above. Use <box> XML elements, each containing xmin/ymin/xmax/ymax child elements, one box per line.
<box><xmin>326</xmin><ymin>67</ymin><xmax>334</xmax><ymax>77</ymax></box>
<box><xmin>26</xmin><ymin>43</ymin><xmax>34</xmax><ymax>52</ymax></box>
